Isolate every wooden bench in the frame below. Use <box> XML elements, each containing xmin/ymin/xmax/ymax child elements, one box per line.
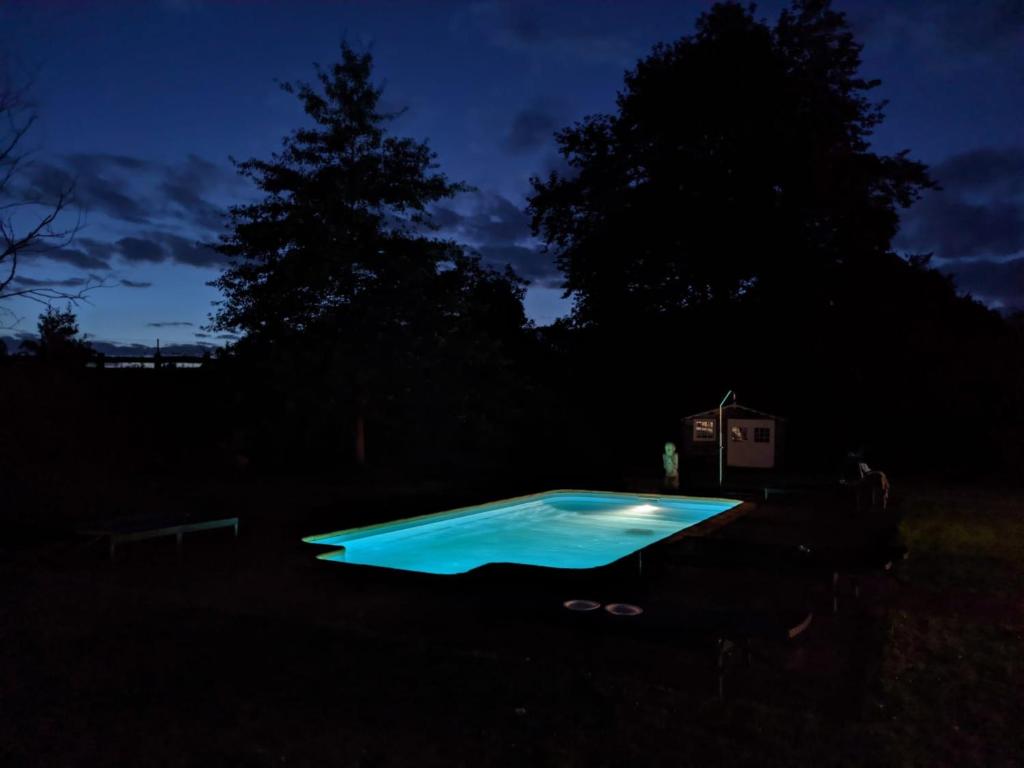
<box><xmin>81</xmin><ymin>516</ymin><xmax>239</xmax><ymax>559</ymax></box>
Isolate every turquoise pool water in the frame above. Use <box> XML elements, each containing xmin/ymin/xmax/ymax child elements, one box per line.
<box><xmin>303</xmin><ymin>490</ymin><xmax>740</xmax><ymax>575</ymax></box>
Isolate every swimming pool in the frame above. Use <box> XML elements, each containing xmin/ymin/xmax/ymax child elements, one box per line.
<box><xmin>303</xmin><ymin>490</ymin><xmax>741</xmax><ymax>575</ymax></box>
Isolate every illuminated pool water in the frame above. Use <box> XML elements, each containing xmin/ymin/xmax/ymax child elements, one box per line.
<box><xmin>303</xmin><ymin>490</ymin><xmax>741</xmax><ymax>575</ymax></box>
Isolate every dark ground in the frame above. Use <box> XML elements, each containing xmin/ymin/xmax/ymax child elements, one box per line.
<box><xmin>2</xmin><ymin>477</ymin><xmax>1022</xmax><ymax>767</ymax></box>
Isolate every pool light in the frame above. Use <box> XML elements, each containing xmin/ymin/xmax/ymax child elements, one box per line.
<box><xmin>628</xmin><ymin>503</ymin><xmax>659</xmax><ymax>514</ymax></box>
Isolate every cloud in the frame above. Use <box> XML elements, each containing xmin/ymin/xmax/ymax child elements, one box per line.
<box><xmin>434</xmin><ymin>190</ymin><xmax>532</xmax><ymax>244</ymax></box>
<box><xmin>898</xmin><ymin>146</ymin><xmax>1024</xmax><ymax>260</ymax></box>
<box><xmin>505</xmin><ymin>107</ymin><xmax>558</xmax><ymax>153</ymax></box>
<box><xmin>146</xmin><ymin>321</ymin><xmax>194</xmax><ymax>328</ymax></box>
<box><xmin>31</xmin><ymin>231</ymin><xmax>225</xmax><ymax>271</ymax></box>
<box><xmin>476</xmin><ymin>244</ymin><xmax>560</xmax><ymax>288</ymax></box>
<box><xmin>931</xmin><ymin>147</ymin><xmax>1024</xmax><ymax>196</ymax></box>
<box><xmin>901</xmin><ymin>196</ymin><xmax>1024</xmax><ymax>260</ymax></box>
<box><xmin>431</xmin><ymin>190</ymin><xmax>560</xmax><ymax>286</ymax></box>
<box><xmin>97</xmin><ymin>232</ymin><xmax>225</xmax><ymax>268</ymax></box>
<box><xmin>19</xmin><ymin>156</ymin><xmax>151</xmax><ymax>224</ymax></box>
<box><xmin>923</xmin><ymin>1</ymin><xmax>1024</xmax><ymax>55</ymax></box>
<box><xmin>897</xmin><ymin>145</ymin><xmax>1024</xmax><ymax>308</ymax></box>
<box><xmin>455</xmin><ymin>0</ymin><xmax>636</xmax><ymax>63</ymax></box>
<box><xmin>153</xmin><ymin>232</ymin><xmax>225</xmax><ymax>268</ymax></box>
<box><xmin>159</xmin><ymin>154</ymin><xmax>234</xmax><ymax>232</ymax></box>
<box><xmin>35</xmin><ymin>247</ymin><xmax>111</xmax><ymax>271</ymax></box>
<box><xmin>66</xmin><ymin>153</ymin><xmax>148</xmax><ymax>172</ymax></box>
<box><xmin>78</xmin><ymin>238</ymin><xmax>118</xmax><ymax>259</ymax></box>
<box><xmin>19</xmin><ymin>228</ymin><xmax>208</xmax><ymax>282</ymax></box>
<box><xmin>49</xmin><ymin>152</ymin><xmax>242</xmax><ymax>230</ymax></box>
<box><xmin>8</xmin><ymin>272</ymin><xmax>150</xmax><ymax>291</ymax></box>
<box><xmin>850</xmin><ymin>1</ymin><xmax>1024</xmax><ymax>62</ymax></box>
<box><xmin>946</xmin><ymin>257</ymin><xmax>1024</xmax><ymax>307</ymax></box>
<box><xmin>15</xmin><ymin>152</ymin><xmax>246</xmax><ymax>271</ymax></box>
<box><xmin>116</xmin><ymin>236</ymin><xmax>167</xmax><ymax>263</ymax></box>
<box><xmin>10</xmin><ymin>275</ymin><xmax>90</xmax><ymax>288</ymax></box>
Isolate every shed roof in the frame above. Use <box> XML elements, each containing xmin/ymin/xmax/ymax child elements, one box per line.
<box><xmin>683</xmin><ymin>403</ymin><xmax>786</xmax><ymax>421</ymax></box>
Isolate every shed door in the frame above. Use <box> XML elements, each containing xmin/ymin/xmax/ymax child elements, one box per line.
<box><xmin>726</xmin><ymin>419</ymin><xmax>774</xmax><ymax>468</ymax></box>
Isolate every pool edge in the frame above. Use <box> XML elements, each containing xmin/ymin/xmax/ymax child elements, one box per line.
<box><xmin>302</xmin><ymin>488</ymin><xmax>744</xmax><ymax>546</ymax></box>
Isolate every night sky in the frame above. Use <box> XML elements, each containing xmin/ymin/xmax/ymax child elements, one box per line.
<box><xmin>3</xmin><ymin>0</ymin><xmax>1022</xmax><ymax>352</ymax></box>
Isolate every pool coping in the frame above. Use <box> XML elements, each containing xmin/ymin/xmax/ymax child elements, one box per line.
<box><xmin>665</xmin><ymin>498</ymin><xmax>755</xmax><ymax>541</ymax></box>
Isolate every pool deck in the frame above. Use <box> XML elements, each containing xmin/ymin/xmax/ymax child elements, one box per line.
<box><xmin>666</xmin><ymin>498</ymin><xmax>755</xmax><ymax>540</ymax></box>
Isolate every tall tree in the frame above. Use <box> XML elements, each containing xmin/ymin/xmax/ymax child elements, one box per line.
<box><xmin>528</xmin><ymin>0</ymin><xmax>933</xmax><ymax>327</ymax></box>
<box><xmin>210</xmin><ymin>44</ymin><xmax>529</xmax><ymax>466</ymax></box>
<box><xmin>19</xmin><ymin>304</ymin><xmax>93</xmax><ymax>365</ymax></box>
<box><xmin>523</xmin><ymin>0</ymin><xmax>1024</xmax><ymax>476</ymax></box>
<box><xmin>212</xmin><ymin>45</ymin><xmax>470</xmax><ymax>337</ymax></box>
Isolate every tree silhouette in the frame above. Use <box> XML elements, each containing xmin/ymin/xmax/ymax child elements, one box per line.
<box><xmin>0</xmin><ymin>66</ymin><xmax>82</xmax><ymax>319</ymax></box>
<box><xmin>210</xmin><ymin>44</ymin><xmax>529</xmax><ymax>467</ymax></box>
<box><xmin>19</xmin><ymin>304</ymin><xmax>94</xmax><ymax>365</ymax></box>
<box><xmin>528</xmin><ymin>0</ymin><xmax>933</xmax><ymax>328</ymax></box>
<box><xmin>517</xmin><ymin>0</ymin><xmax>1024</xmax><ymax>478</ymax></box>
<box><xmin>211</xmin><ymin>44</ymin><xmax>473</xmax><ymax>338</ymax></box>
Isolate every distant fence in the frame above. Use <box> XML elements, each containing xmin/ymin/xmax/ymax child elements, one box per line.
<box><xmin>94</xmin><ymin>355</ymin><xmax>208</xmax><ymax>368</ymax></box>
<box><xmin>4</xmin><ymin>354</ymin><xmax>209</xmax><ymax>369</ymax></box>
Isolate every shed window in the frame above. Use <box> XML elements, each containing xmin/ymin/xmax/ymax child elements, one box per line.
<box><xmin>754</xmin><ymin>427</ymin><xmax>771</xmax><ymax>443</ymax></box>
<box><xmin>693</xmin><ymin>419</ymin><xmax>715</xmax><ymax>441</ymax></box>
<box><xmin>730</xmin><ymin>426</ymin><xmax>748</xmax><ymax>441</ymax></box>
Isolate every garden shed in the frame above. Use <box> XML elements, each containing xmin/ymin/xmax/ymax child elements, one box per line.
<box><xmin>682</xmin><ymin>402</ymin><xmax>786</xmax><ymax>469</ymax></box>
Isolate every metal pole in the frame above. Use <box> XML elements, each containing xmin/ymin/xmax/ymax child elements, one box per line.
<box><xmin>718</xmin><ymin>389</ymin><xmax>733</xmax><ymax>487</ymax></box>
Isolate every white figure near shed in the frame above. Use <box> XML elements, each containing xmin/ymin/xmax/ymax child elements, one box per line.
<box><xmin>662</xmin><ymin>441</ymin><xmax>680</xmax><ymax>489</ymax></box>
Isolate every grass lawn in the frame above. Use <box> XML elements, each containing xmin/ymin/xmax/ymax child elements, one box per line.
<box><xmin>2</xmin><ymin>480</ymin><xmax>1021</xmax><ymax>766</ymax></box>
<box><xmin>869</xmin><ymin>487</ymin><xmax>1024</xmax><ymax>766</ymax></box>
